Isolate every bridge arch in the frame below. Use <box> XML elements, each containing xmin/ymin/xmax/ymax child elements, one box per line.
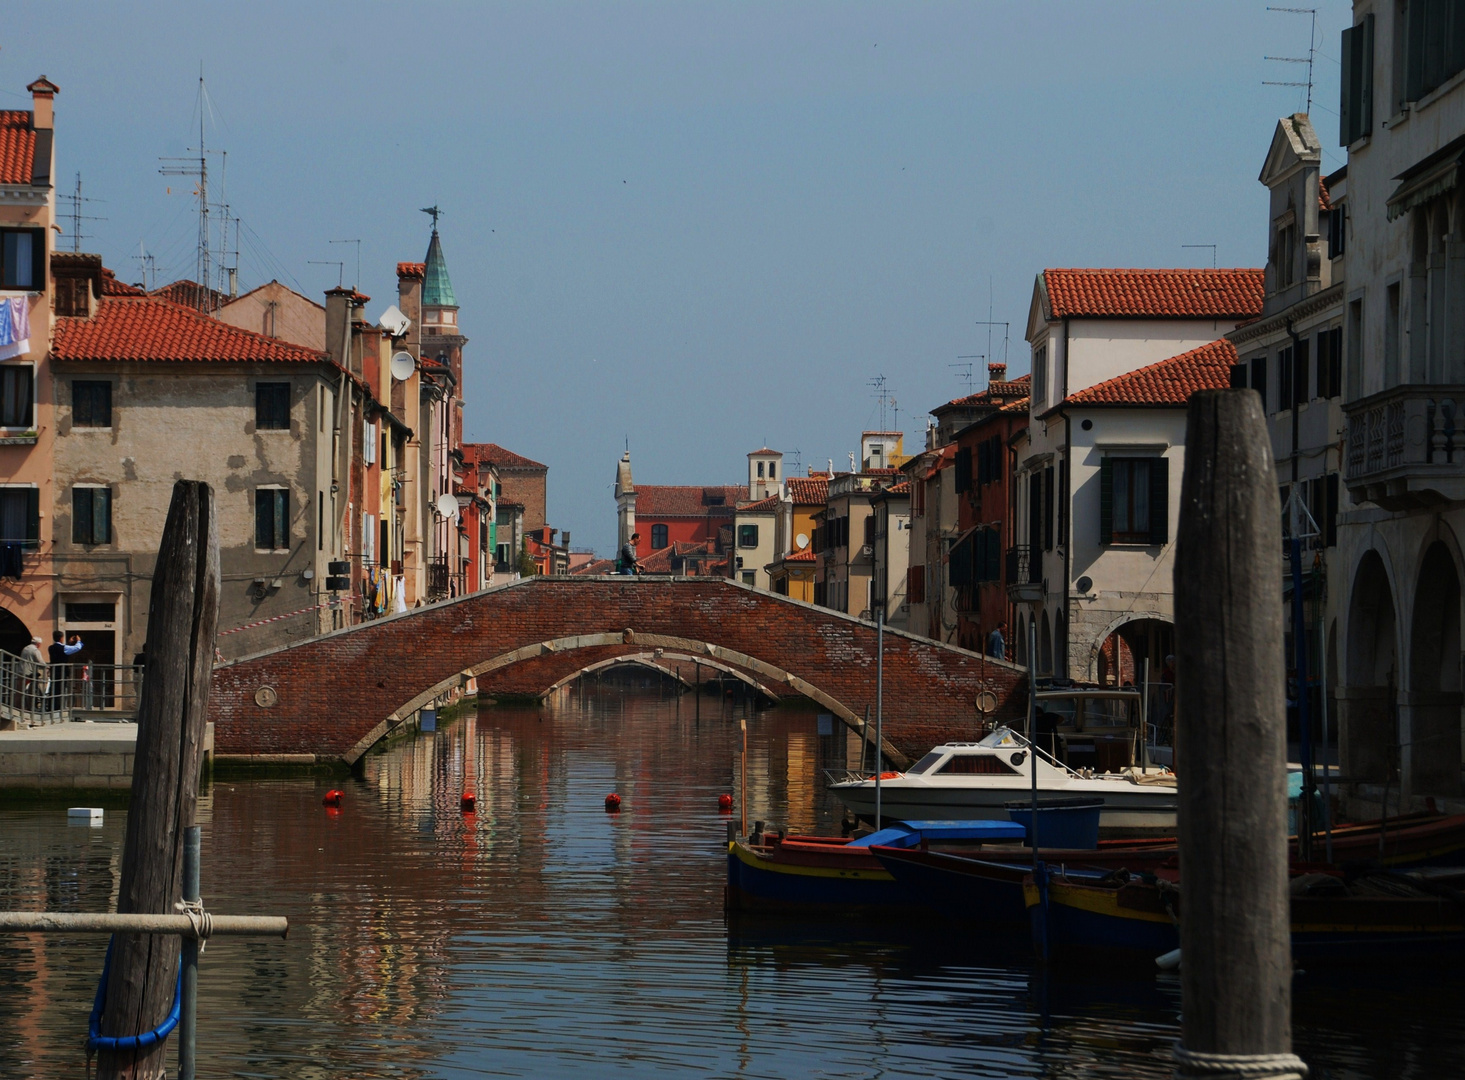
<box><xmin>540</xmin><ymin>649</ymin><xmax>783</xmax><ymax>703</ymax></box>
<box><xmin>209</xmin><ymin>577</ymin><xmax>1027</xmax><ymax>768</ymax></box>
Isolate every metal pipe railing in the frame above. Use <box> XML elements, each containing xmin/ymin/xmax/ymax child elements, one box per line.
<box><xmin>0</xmin><ymin>648</ymin><xmax>144</xmax><ymax>728</ymax></box>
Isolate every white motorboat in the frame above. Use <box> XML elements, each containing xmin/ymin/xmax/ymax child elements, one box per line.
<box><xmin>829</xmin><ymin>689</ymin><xmax>1177</xmax><ymax>832</ymax></box>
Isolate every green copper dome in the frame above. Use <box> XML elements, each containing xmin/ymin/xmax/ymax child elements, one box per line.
<box><xmin>422</xmin><ymin>230</ymin><xmax>457</xmax><ymax>308</ymax></box>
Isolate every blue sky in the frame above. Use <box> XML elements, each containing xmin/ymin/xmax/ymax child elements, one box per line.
<box><xmin>5</xmin><ymin>1</ymin><xmax>1350</xmax><ymax>554</ymax></box>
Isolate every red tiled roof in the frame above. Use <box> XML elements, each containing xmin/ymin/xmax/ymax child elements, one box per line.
<box><xmin>781</xmin><ymin>546</ymin><xmax>817</xmax><ymax>563</ymax></box>
<box><xmin>1000</xmin><ymin>395</ymin><xmax>1031</xmax><ymax>415</ymax></box>
<box><xmin>100</xmin><ymin>268</ymin><xmax>145</xmax><ymax>296</ymax></box>
<box><xmin>0</xmin><ymin>111</ymin><xmax>37</xmax><ymax>186</ymax></box>
<box><xmin>1318</xmin><ymin>177</ymin><xmax>1331</xmax><ymax>213</ymax></box>
<box><xmin>786</xmin><ymin>477</ymin><xmax>828</xmax><ymax>505</ymax></box>
<box><xmin>149</xmin><ymin>279</ymin><xmax>227</xmax><ymax>313</ymax></box>
<box><xmin>572</xmin><ymin>557</ymin><xmax>618</xmax><ymax>575</ymax></box>
<box><xmin>1042</xmin><ymin>269</ymin><xmax>1264</xmax><ymax>320</ymax></box>
<box><xmin>53</xmin><ymin>296</ymin><xmax>329</xmax><ymax>364</ymax></box>
<box><xmin>738</xmin><ymin>495</ymin><xmax>779</xmax><ymax>512</ymax></box>
<box><xmin>464</xmin><ymin>442</ymin><xmax>546</xmax><ymax>470</ymax></box>
<box><xmin>940</xmin><ymin>373</ymin><xmax>1032</xmax><ymax>410</ymax></box>
<box><xmin>397</xmin><ymin>262</ymin><xmax>426</xmax><ymax>280</ymax></box>
<box><xmin>1062</xmin><ymin>339</ymin><xmax>1237</xmax><ymax>407</ymax></box>
<box><xmin>886</xmin><ymin>481</ymin><xmax>911</xmax><ymax>495</ymax></box>
<box><xmin>634</xmin><ymin>485</ymin><xmax>747</xmax><ymax>518</ymax></box>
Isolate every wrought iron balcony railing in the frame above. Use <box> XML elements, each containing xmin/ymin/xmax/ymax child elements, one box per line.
<box><xmin>1344</xmin><ymin>384</ymin><xmax>1465</xmax><ymax>510</ymax></box>
<box><xmin>1005</xmin><ymin>543</ymin><xmax>1043</xmax><ymax>604</ymax></box>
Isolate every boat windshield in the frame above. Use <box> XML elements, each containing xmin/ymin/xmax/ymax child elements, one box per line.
<box><xmin>977</xmin><ymin>727</ymin><xmax>1025</xmax><ymax>748</ymax></box>
<box><xmin>906</xmin><ymin>751</ymin><xmax>945</xmax><ymax>775</ymax></box>
<box><xmin>1082</xmin><ymin>697</ymin><xmax>1136</xmax><ymax>729</ymax></box>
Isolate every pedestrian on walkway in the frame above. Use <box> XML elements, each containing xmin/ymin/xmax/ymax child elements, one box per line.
<box><xmin>986</xmin><ymin>621</ymin><xmax>1007</xmax><ymax>660</ymax></box>
<box><xmin>47</xmin><ymin>631</ymin><xmax>82</xmax><ymax>712</ymax></box>
<box><xmin>20</xmin><ymin>635</ymin><xmax>44</xmax><ymax>711</ymax></box>
<box><xmin>618</xmin><ymin>533</ymin><xmax>645</xmax><ymax>576</ymax></box>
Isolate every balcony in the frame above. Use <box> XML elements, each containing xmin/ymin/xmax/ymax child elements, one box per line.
<box><xmin>1005</xmin><ymin>544</ymin><xmax>1043</xmax><ymax>605</ymax></box>
<box><xmin>1344</xmin><ymin>385</ymin><xmax>1465</xmax><ymax>510</ymax></box>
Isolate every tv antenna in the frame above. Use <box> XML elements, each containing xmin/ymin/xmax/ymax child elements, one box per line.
<box><xmin>867</xmin><ymin>374</ymin><xmax>891</xmax><ymax>429</ymax></box>
<box><xmin>330</xmin><ymin>239</ymin><xmax>362</xmax><ymax>288</ymax></box>
<box><xmin>309</xmin><ymin>260</ymin><xmax>345</xmax><ymax>288</ymax></box>
<box><xmin>132</xmin><ymin>242</ymin><xmax>158</xmax><ymax>292</ymax></box>
<box><xmin>65</xmin><ymin>173</ymin><xmax>106</xmax><ymax>253</ymax></box>
<box><xmin>1263</xmin><ymin>7</ymin><xmax>1318</xmax><ymax>112</ymax></box>
<box><xmin>1182</xmin><ymin>244</ymin><xmax>1218</xmax><ymax>269</ymax></box>
<box><xmin>788</xmin><ymin>448</ymin><xmax>803</xmax><ymax>475</ymax></box>
<box><xmin>952</xmin><ymin>356</ymin><xmax>981</xmax><ymax>394</ymax></box>
<box><xmin>159</xmin><ymin>68</ymin><xmax>225</xmax><ymax>311</ymax></box>
<box><xmin>975</xmin><ymin>277</ymin><xmax>1010</xmax><ymax>370</ymax></box>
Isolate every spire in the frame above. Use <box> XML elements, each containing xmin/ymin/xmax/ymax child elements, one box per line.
<box><xmin>422</xmin><ymin>224</ymin><xmax>457</xmax><ymax>309</ymax></box>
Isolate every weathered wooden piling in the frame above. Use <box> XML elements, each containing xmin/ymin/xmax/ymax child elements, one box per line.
<box><xmin>98</xmin><ymin>481</ymin><xmax>219</xmax><ymax>1080</ymax></box>
<box><xmin>1173</xmin><ymin>392</ymin><xmax>1305</xmax><ymax>1080</ymax></box>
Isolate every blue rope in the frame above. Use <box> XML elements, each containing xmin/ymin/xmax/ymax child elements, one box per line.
<box><xmin>87</xmin><ymin>937</ymin><xmax>182</xmax><ymax>1053</ymax></box>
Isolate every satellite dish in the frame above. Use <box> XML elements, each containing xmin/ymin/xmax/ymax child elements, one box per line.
<box><xmin>436</xmin><ymin>493</ymin><xmax>459</xmax><ymax>519</ymax></box>
<box><xmin>377</xmin><ymin>304</ymin><xmax>411</xmax><ymax>337</ymax></box>
<box><xmin>390</xmin><ymin>351</ymin><xmax>416</xmax><ymax>381</ymax></box>
<box><xmin>795</xmin><ymin>533</ymin><xmax>809</xmax><ymax>550</ymax></box>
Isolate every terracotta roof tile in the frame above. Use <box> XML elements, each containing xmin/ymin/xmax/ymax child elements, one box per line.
<box><xmin>100</xmin><ymin>268</ymin><xmax>145</xmax><ymax>296</ymax></box>
<box><xmin>1043</xmin><ymin>268</ymin><xmax>1263</xmax><ymax>320</ymax></box>
<box><xmin>397</xmin><ymin>262</ymin><xmax>426</xmax><ymax>280</ymax></box>
<box><xmin>149</xmin><ymin>279</ymin><xmax>227</xmax><ymax>313</ymax></box>
<box><xmin>999</xmin><ymin>395</ymin><xmax>1031</xmax><ymax>414</ymax></box>
<box><xmin>464</xmin><ymin>442</ymin><xmax>546</xmax><ymax>470</ymax></box>
<box><xmin>781</xmin><ymin>546</ymin><xmax>817</xmax><ymax>563</ymax></box>
<box><xmin>1062</xmin><ymin>339</ymin><xmax>1237</xmax><ymax>407</ymax></box>
<box><xmin>634</xmin><ymin>485</ymin><xmax>746</xmax><ymax>517</ymax></box>
<box><xmin>53</xmin><ymin>296</ymin><xmax>328</xmax><ymax>364</ymax></box>
<box><xmin>738</xmin><ymin>495</ymin><xmax>780</xmax><ymax>512</ymax></box>
<box><xmin>939</xmin><ymin>373</ymin><xmax>1032</xmax><ymax>410</ymax></box>
<box><xmin>572</xmin><ymin>557</ymin><xmax>618</xmax><ymax>575</ymax></box>
<box><xmin>0</xmin><ymin>111</ymin><xmax>37</xmax><ymax>186</ymax></box>
<box><xmin>786</xmin><ymin>477</ymin><xmax>828</xmax><ymax>505</ymax></box>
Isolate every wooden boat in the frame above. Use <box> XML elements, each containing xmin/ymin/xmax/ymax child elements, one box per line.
<box><xmin>724</xmin><ymin>819</ymin><xmax>1024</xmax><ymax>913</ymax></box>
<box><xmin>1024</xmin><ymin>866</ymin><xmax>1465</xmax><ymax>960</ymax></box>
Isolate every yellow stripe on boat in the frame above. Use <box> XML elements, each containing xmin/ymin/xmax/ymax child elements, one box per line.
<box><xmin>1021</xmin><ymin>879</ymin><xmax>1174</xmax><ymax>924</ymax></box>
<box><xmin>728</xmin><ymin>841</ymin><xmax>894</xmax><ymax>881</ymax></box>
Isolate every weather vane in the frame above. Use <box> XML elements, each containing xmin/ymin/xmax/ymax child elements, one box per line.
<box><xmin>421</xmin><ymin>205</ymin><xmax>442</xmax><ymax>231</ymax></box>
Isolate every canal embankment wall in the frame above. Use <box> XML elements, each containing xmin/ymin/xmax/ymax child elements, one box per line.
<box><xmin>0</xmin><ymin>722</ymin><xmax>214</xmax><ymax>791</ymax></box>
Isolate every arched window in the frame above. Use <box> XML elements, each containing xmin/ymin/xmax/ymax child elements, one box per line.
<box><xmin>650</xmin><ymin>524</ymin><xmax>668</xmax><ymax>549</ymax></box>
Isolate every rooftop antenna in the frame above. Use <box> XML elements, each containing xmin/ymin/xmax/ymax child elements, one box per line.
<box><xmin>160</xmin><ymin>68</ymin><xmax>225</xmax><ymax>311</ymax></box>
<box><xmin>953</xmin><ymin>356</ymin><xmax>980</xmax><ymax>394</ymax></box>
<box><xmin>867</xmin><ymin>374</ymin><xmax>890</xmax><ymax>429</ymax></box>
<box><xmin>1264</xmin><ymin>7</ymin><xmax>1318</xmax><ymax>112</ymax></box>
<box><xmin>65</xmin><ymin>173</ymin><xmax>106</xmax><ymax>254</ymax></box>
<box><xmin>309</xmin><ymin>260</ymin><xmax>345</xmax><ymax>288</ymax></box>
<box><xmin>132</xmin><ymin>241</ymin><xmax>158</xmax><ymax>292</ymax></box>
<box><xmin>421</xmin><ymin>205</ymin><xmax>442</xmax><ymax>232</ymax></box>
<box><xmin>1183</xmin><ymin>244</ymin><xmax>1219</xmax><ymax>269</ymax></box>
<box><xmin>330</xmin><ymin>239</ymin><xmax>362</xmax><ymax>288</ymax></box>
<box><xmin>974</xmin><ymin>320</ymin><xmax>1010</xmax><ymax>370</ymax></box>
<box><xmin>891</xmin><ymin>397</ymin><xmax>899</xmax><ymax>433</ymax></box>
<box><xmin>789</xmin><ymin>448</ymin><xmax>803</xmax><ymax>475</ymax></box>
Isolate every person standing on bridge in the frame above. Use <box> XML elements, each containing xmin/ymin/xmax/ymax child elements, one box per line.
<box><xmin>986</xmin><ymin>621</ymin><xmax>1007</xmax><ymax>661</ymax></box>
<box><xmin>618</xmin><ymin>533</ymin><xmax>645</xmax><ymax>576</ymax></box>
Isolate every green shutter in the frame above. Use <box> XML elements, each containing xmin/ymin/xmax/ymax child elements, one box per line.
<box><xmin>1340</xmin><ymin>24</ymin><xmax>1354</xmax><ymax>146</ymax></box>
<box><xmin>73</xmin><ymin>488</ymin><xmax>90</xmax><ymax>546</ymax></box>
<box><xmin>1149</xmin><ymin>456</ymin><xmax>1169</xmax><ymax>546</ymax></box>
<box><xmin>1099</xmin><ymin>458</ymin><xmax>1113</xmax><ymax>545</ymax></box>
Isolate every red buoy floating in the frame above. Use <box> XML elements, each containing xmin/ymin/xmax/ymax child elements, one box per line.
<box><xmin>717</xmin><ymin>793</ymin><xmax>734</xmax><ymax>812</ymax></box>
<box><xmin>604</xmin><ymin>792</ymin><xmax>622</xmax><ymax>812</ymax></box>
<box><xmin>322</xmin><ymin>789</ymin><xmax>343</xmax><ymax>808</ymax></box>
<box><xmin>460</xmin><ymin>792</ymin><xmax>477</xmax><ymax>814</ymax></box>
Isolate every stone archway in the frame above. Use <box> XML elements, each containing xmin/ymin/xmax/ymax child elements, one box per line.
<box><xmin>542</xmin><ymin>650</ymin><xmax>783</xmax><ymax>703</ymax></box>
<box><xmin>1407</xmin><ymin>542</ymin><xmax>1463</xmax><ymax>796</ymax></box>
<box><xmin>0</xmin><ymin>606</ymin><xmax>31</xmax><ymax>658</ymax></box>
<box><xmin>1342</xmin><ymin>549</ymin><xmax>1399</xmax><ymax>782</ymax></box>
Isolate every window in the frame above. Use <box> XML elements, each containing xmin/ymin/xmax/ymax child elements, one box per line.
<box><xmin>1339</xmin><ymin>14</ymin><xmax>1373</xmax><ymax>145</ymax></box>
<box><xmin>907</xmin><ymin>565</ymin><xmax>925</xmax><ymax>604</ymax></box>
<box><xmin>361</xmin><ymin>511</ymin><xmax>375</xmax><ymax>562</ymax></box>
<box><xmin>756</xmin><ymin>461</ymin><xmax>765</xmax><ymax>478</ymax></box>
<box><xmin>1043</xmin><ymin>465</ymin><xmax>1055</xmax><ymax>551</ymax></box>
<box><xmin>864</xmin><ymin>516</ymin><xmax>875</xmax><ymax>545</ymax></box>
<box><xmin>1347</xmin><ymin>298</ymin><xmax>1364</xmax><ymax>399</ymax></box>
<box><xmin>0</xmin><ymin>229</ymin><xmax>43</xmax><ymax>291</ymax></box>
<box><xmin>256</xmin><ymin>488</ymin><xmax>289</xmax><ymax>550</ymax></box>
<box><xmin>1385</xmin><ymin>282</ymin><xmax>1401</xmax><ymax>386</ymax></box>
<box><xmin>1327</xmin><ymin>206</ymin><xmax>1347</xmax><ymax>259</ymax></box>
<box><xmin>65</xmin><ymin>602</ymin><xmax>115</xmax><ymax>623</ymax></box>
<box><xmin>1100</xmin><ymin>457</ymin><xmax>1169</xmax><ymax>545</ymax></box>
<box><xmin>650</xmin><ymin>523</ymin><xmax>668</xmax><ymax>549</ymax></box>
<box><xmin>0</xmin><ymin>487</ymin><xmax>39</xmax><ymax>548</ymax></box>
<box><xmin>741</xmin><ymin>571</ymin><xmax>756</xmax><ymax>586</ymax></box>
<box><xmin>768</xmin><ymin>463</ymin><xmax>776</xmax><ymax>480</ymax></box>
<box><xmin>1278</xmin><ymin>342</ymin><xmax>1309</xmax><ymax>409</ymax></box>
<box><xmin>318</xmin><ymin>492</ymin><xmax>324</xmax><ymax>551</ymax></box>
<box><xmin>954</xmin><ymin>446</ymin><xmax>972</xmax><ymax>493</ymax></box>
<box><xmin>937</xmin><ymin>753</ymin><xmax>1017</xmax><ymax>775</ymax></box>
<box><xmin>0</xmin><ymin>366</ymin><xmax>33</xmax><ymax>428</ymax></box>
<box><xmin>1279</xmin><ymin>345</ymin><xmax>1293</xmax><ymax>408</ymax></box>
<box><xmin>1057</xmin><ymin>458</ymin><xmax>1067</xmax><ymax>549</ymax></box>
<box><xmin>1032</xmin><ymin>344</ymin><xmax>1048</xmax><ymax>402</ymax></box>
<box><xmin>1250</xmin><ymin>356</ymin><xmax>1268</xmax><ymax>412</ymax></box>
<box><xmin>255</xmin><ymin>383</ymin><xmax>291</xmax><ymax>430</ymax></box>
<box><xmin>1274</xmin><ymin>220</ymin><xmax>1297</xmax><ymax>289</ymax></box>
<box><xmin>73</xmin><ymin>381</ymin><xmax>111</xmax><ymax>427</ymax></box>
<box><xmin>1316</xmin><ymin>327</ymin><xmax>1343</xmax><ymax>399</ymax></box>
<box><xmin>72</xmin><ymin>487</ymin><xmax>111</xmax><ymax>545</ymax></box>
<box><xmin>1401</xmin><ymin>2</ymin><xmax>1462</xmax><ymax>103</ymax></box>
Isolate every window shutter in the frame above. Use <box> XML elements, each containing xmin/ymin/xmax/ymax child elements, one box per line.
<box><xmin>1329</xmin><ymin>327</ymin><xmax>1343</xmax><ymax>398</ymax></box>
<box><xmin>1043</xmin><ymin>465</ymin><xmax>1055</xmax><ymax>550</ymax></box>
<box><xmin>1279</xmin><ymin>347</ymin><xmax>1293</xmax><ymax>409</ymax></box>
<box><xmin>1057</xmin><ymin>459</ymin><xmax>1067</xmax><ymax>548</ymax></box>
<box><xmin>97</xmin><ymin>487</ymin><xmax>111</xmax><ymax>544</ymax></box>
<box><xmin>1295</xmin><ymin>338</ymin><xmax>1310</xmax><ymax>406</ymax></box>
<box><xmin>954</xmin><ymin>447</ymin><xmax>972</xmax><ymax>493</ymax></box>
<box><xmin>1326</xmin><ymin>473</ymin><xmax>1339</xmax><ymax>547</ymax></box>
<box><xmin>1339</xmin><ymin>24</ymin><xmax>1354</xmax><ymax>145</ymax></box>
<box><xmin>985</xmin><ymin>528</ymin><xmax>1001</xmax><ymax>581</ymax></box>
<box><xmin>1148</xmin><ymin>456</ymin><xmax>1169</xmax><ymax>545</ymax></box>
<box><xmin>1099</xmin><ymin>458</ymin><xmax>1113</xmax><ymax>546</ymax></box>
<box><xmin>1251</xmin><ymin>356</ymin><xmax>1268</xmax><ymax>412</ymax></box>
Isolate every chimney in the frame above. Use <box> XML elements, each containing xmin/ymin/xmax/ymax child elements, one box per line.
<box><xmin>988</xmin><ymin>362</ymin><xmax>1007</xmax><ymax>385</ymax></box>
<box><xmin>324</xmin><ymin>287</ymin><xmax>353</xmax><ymax>371</ymax></box>
<box><xmin>27</xmin><ymin>77</ymin><xmax>57</xmax><ymax>131</ymax></box>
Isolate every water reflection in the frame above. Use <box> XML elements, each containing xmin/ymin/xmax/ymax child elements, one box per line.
<box><xmin>0</xmin><ymin>683</ymin><xmax>1458</xmax><ymax>1077</ymax></box>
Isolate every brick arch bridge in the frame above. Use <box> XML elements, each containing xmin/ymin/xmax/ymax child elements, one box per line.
<box><xmin>208</xmin><ymin>577</ymin><xmax>1027</xmax><ymax>767</ymax></box>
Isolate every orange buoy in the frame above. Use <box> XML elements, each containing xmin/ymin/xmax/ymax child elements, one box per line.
<box><xmin>323</xmin><ymin>789</ymin><xmax>343</xmax><ymax>808</ymax></box>
<box><xmin>717</xmin><ymin>793</ymin><xmax>733</xmax><ymax>811</ymax></box>
<box><xmin>604</xmin><ymin>792</ymin><xmax>622</xmax><ymax>812</ymax></box>
<box><xmin>460</xmin><ymin>792</ymin><xmax>477</xmax><ymax>813</ymax></box>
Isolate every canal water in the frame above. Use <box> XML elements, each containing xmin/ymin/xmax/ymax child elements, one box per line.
<box><xmin>0</xmin><ymin>685</ymin><xmax>1460</xmax><ymax>1078</ymax></box>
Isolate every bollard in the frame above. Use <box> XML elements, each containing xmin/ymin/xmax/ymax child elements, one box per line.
<box><xmin>179</xmin><ymin>825</ymin><xmax>200</xmax><ymax>1080</ymax></box>
<box><xmin>1173</xmin><ymin>391</ymin><xmax>1306</xmax><ymax>1080</ymax></box>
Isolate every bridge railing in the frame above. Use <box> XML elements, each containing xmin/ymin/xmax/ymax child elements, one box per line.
<box><xmin>0</xmin><ymin>649</ymin><xmax>144</xmax><ymax>729</ymax></box>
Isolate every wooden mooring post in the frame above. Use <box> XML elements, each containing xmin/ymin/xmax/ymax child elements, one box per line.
<box><xmin>98</xmin><ymin>481</ymin><xmax>220</xmax><ymax>1080</ymax></box>
<box><xmin>1173</xmin><ymin>392</ymin><xmax>1306</xmax><ymax>1080</ymax></box>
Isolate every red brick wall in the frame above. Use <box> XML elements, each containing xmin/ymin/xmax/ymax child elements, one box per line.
<box><xmin>209</xmin><ymin>577</ymin><xmax>1028</xmax><ymax>763</ymax></box>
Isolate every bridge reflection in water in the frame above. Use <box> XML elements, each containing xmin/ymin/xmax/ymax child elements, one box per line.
<box><xmin>0</xmin><ymin>684</ymin><xmax>1459</xmax><ymax>1077</ymax></box>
